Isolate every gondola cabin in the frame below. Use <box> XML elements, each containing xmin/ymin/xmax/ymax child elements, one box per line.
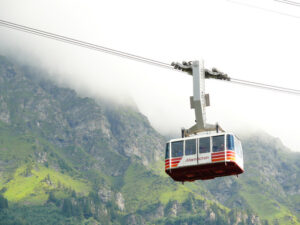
<box><xmin>165</xmin><ymin>132</ymin><xmax>244</xmax><ymax>182</ymax></box>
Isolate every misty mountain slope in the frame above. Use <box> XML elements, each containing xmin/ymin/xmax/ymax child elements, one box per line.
<box><xmin>0</xmin><ymin>55</ymin><xmax>164</xmax><ymax>174</ymax></box>
<box><xmin>0</xmin><ymin>55</ymin><xmax>257</xmax><ymax>225</ymax></box>
<box><xmin>0</xmin><ymin>55</ymin><xmax>298</xmax><ymax>225</ymax></box>
<box><xmin>201</xmin><ymin>133</ymin><xmax>300</xmax><ymax>224</ymax></box>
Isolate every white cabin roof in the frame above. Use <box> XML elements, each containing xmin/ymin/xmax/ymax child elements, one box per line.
<box><xmin>168</xmin><ymin>131</ymin><xmax>236</xmax><ymax>143</ymax></box>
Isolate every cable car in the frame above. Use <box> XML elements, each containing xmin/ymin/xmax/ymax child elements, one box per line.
<box><xmin>165</xmin><ymin>61</ymin><xmax>244</xmax><ymax>182</ymax></box>
<box><xmin>165</xmin><ymin>132</ymin><xmax>244</xmax><ymax>182</ymax></box>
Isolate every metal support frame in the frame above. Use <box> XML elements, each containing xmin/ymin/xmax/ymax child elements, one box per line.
<box><xmin>172</xmin><ymin>61</ymin><xmax>228</xmax><ymax>137</ymax></box>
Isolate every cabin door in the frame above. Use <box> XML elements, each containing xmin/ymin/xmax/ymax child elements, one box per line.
<box><xmin>182</xmin><ymin>139</ymin><xmax>198</xmax><ymax>167</ymax></box>
<box><xmin>198</xmin><ymin>137</ymin><xmax>212</xmax><ymax>165</ymax></box>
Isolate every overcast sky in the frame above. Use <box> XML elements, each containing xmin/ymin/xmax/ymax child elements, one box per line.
<box><xmin>0</xmin><ymin>0</ymin><xmax>299</xmax><ymax>151</ymax></box>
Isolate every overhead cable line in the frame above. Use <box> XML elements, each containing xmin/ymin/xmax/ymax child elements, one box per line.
<box><xmin>229</xmin><ymin>79</ymin><xmax>300</xmax><ymax>95</ymax></box>
<box><xmin>274</xmin><ymin>0</ymin><xmax>300</xmax><ymax>7</ymax></box>
<box><xmin>0</xmin><ymin>19</ymin><xmax>300</xmax><ymax>96</ymax></box>
<box><xmin>231</xmin><ymin>78</ymin><xmax>300</xmax><ymax>93</ymax></box>
<box><xmin>228</xmin><ymin>0</ymin><xmax>300</xmax><ymax>19</ymax></box>
<box><xmin>0</xmin><ymin>19</ymin><xmax>174</xmax><ymax>71</ymax></box>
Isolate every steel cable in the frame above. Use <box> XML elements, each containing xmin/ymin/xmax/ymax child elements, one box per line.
<box><xmin>229</xmin><ymin>79</ymin><xmax>300</xmax><ymax>95</ymax></box>
<box><xmin>0</xmin><ymin>19</ymin><xmax>174</xmax><ymax>70</ymax></box>
<box><xmin>0</xmin><ymin>19</ymin><xmax>300</xmax><ymax>95</ymax></box>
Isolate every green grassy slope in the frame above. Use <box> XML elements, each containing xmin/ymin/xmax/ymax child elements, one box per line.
<box><xmin>0</xmin><ymin>122</ymin><xmax>91</xmax><ymax>205</ymax></box>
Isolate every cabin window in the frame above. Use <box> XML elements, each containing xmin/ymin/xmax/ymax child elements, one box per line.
<box><xmin>227</xmin><ymin>135</ymin><xmax>235</xmax><ymax>150</ymax></box>
<box><xmin>199</xmin><ymin>137</ymin><xmax>210</xmax><ymax>154</ymax></box>
<box><xmin>171</xmin><ymin>141</ymin><xmax>184</xmax><ymax>157</ymax></box>
<box><xmin>213</xmin><ymin>135</ymin><xmax>225</xmax><ymax>152</ymax></box>
<box><xmin>235</xmin><ymin>139</ymin><xmax>243</xmax><ymax>157</ymax></box>
<box><xmin>185</xmin><ymin>139</ymin><xmax>196</xmax><ymax>155</ymax></box>
<box><xmin>239</xmin><ymin>142</ymin><xmax>243</xmax><ymax>157</ymax></box>
<box><xmin>165</xmin><ymin>143</ymin><xmax>170</xmax><ymax>159</ymax></box>
<box><xmin>234</xmin><ymin>138</ymin><xmax>239</xmax><ymax>155</ymax></box>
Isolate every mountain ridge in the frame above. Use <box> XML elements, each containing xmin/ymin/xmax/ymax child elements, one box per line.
<box><xmin>0</xmin><ymin>55</ymin><xmax>298</xmax><ymax>225</ymax></box>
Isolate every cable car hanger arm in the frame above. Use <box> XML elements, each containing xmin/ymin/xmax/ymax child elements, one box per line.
<box><xmin>171</xmin><ymin>61</ymin><xmax>226</xmax><ymax>137</ymax></box>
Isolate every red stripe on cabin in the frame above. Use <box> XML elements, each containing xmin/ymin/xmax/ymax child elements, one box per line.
<box><xmin>165</xmin><ymin>157</ymin><xmax>182</xmax><ymax>162</ymax></box>
<box><xmin>211</xmin><ymin>157</ymin><xmax>225</xmax><ymax>160</ymax></box>
<box><xmin>165</xmin><ymin>157</ymin><xmax>183</xmax><ymax>169</ymax></box>
<box><xmin>212</xmin><ymin>151</ymin><xmax>225</xmax><ymax>154</ymax></box>
<box><xmin>212</xmin><ymin>155</ymin><xmax>225</xmax><ymax>158</ymax></box>
<box><xmin>170</xmin><ymin>157</ymin><xmax>183</xmax><ymax>168</ymax></box>
<box><xmin>211</xmin><ymin>151</ymin><xmax>225</xmax><ymax>156</ymax></box>
<box><xmin>212</xmin><ymin>158</ymin><xmax>225</xmax><ymax>162</ymax></box>
<box><xmin>212</xmin><ymin>155</ymin><xmax>224</xmax><ymax>157</ymax></box>
<box><xmin>166</xmin><ymin>157</ymin><xmax>182</xmax><ymax>160</ymax></box>
<box><xmin>226</xmin><ymin>157</ymin><xmax>235</xmax><ymax>161</ymax></box>
<box><xmin>212</xmin><ymin>156</ymin><xmax>225</xmax><ymax>159</ymax></box>
<box><xmin>212</xmin><ymin>158</ymin><xmax>225</xmax><ymax>161</ymax></box>
<box><xmin>211</xmin><ymin>152</ymin><xmax>225</xmax><ymax>156</ymax></box>
<box><xmin>171</xmin><ymin>157</ymin><xmax>182</xmax><ymax>160</ymax></box>
<box><xmin>226</xmin><ymin>151</ymin><xmax>235</xmax><ymax>154</ymax></box>
<box><xmin>226</xmin><ymin>151</ymin><xmax>235</xmax><ymax>155</ymax></box>
<box><xmin>212</xmin><ymin>154</ymin><xmax>225</xmax><ymax>158</ymax></box>
<box><xmin>165</xmin><ymin>161</ymin><xmax>180</xmax><ymax>166</ymax></box>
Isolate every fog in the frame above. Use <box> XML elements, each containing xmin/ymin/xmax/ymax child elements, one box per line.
<box><xmin>0</xmin><ymin>0</ymin><xmax>299</xmax><ymax>151</ymax></box>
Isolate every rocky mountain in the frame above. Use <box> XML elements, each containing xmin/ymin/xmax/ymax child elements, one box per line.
<box><xmin>202</xmin><ymin>132</ymin><xmax>300</xmax><ymax>224</ymax></box>
<box><xmin>0</xmin><ymin>55</ymin><xmax>299</xmax><ymax>225</ymax></box>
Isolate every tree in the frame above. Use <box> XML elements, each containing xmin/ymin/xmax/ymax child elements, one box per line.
<box><xmin>62</xmin><ymin>198</ymin><xmax>72</xmax><ymax>217</ymax></box>
<box><xmin>71</xmin><ymin>190</ymin><xmax>76</xmax><ymax>198</ymax></box>
<box><xmin>47</xmin><ymin>191</ymin><xmax>57</xmax><ymax>204</ymax></box>
<box><xmin>0</xmin><ymin>194</ymin><xmax>8</xmax><ymax>210</ymax></box>
<box><xmin>83</xmin><ymin>199</ymin><xmax>92</xmax><ymax>219</ymax></box>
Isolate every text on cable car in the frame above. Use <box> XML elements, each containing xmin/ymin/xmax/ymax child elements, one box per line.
<box><xmin>185</xmin><ymin>156</ymin><xmax>209</xmax><ymax>162</ymax></box>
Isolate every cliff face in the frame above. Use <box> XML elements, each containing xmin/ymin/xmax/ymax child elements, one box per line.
<box><xmin>0</xmin><ymin>55</ymin><xmax>298</xmax><ymax>225</ymax></box>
